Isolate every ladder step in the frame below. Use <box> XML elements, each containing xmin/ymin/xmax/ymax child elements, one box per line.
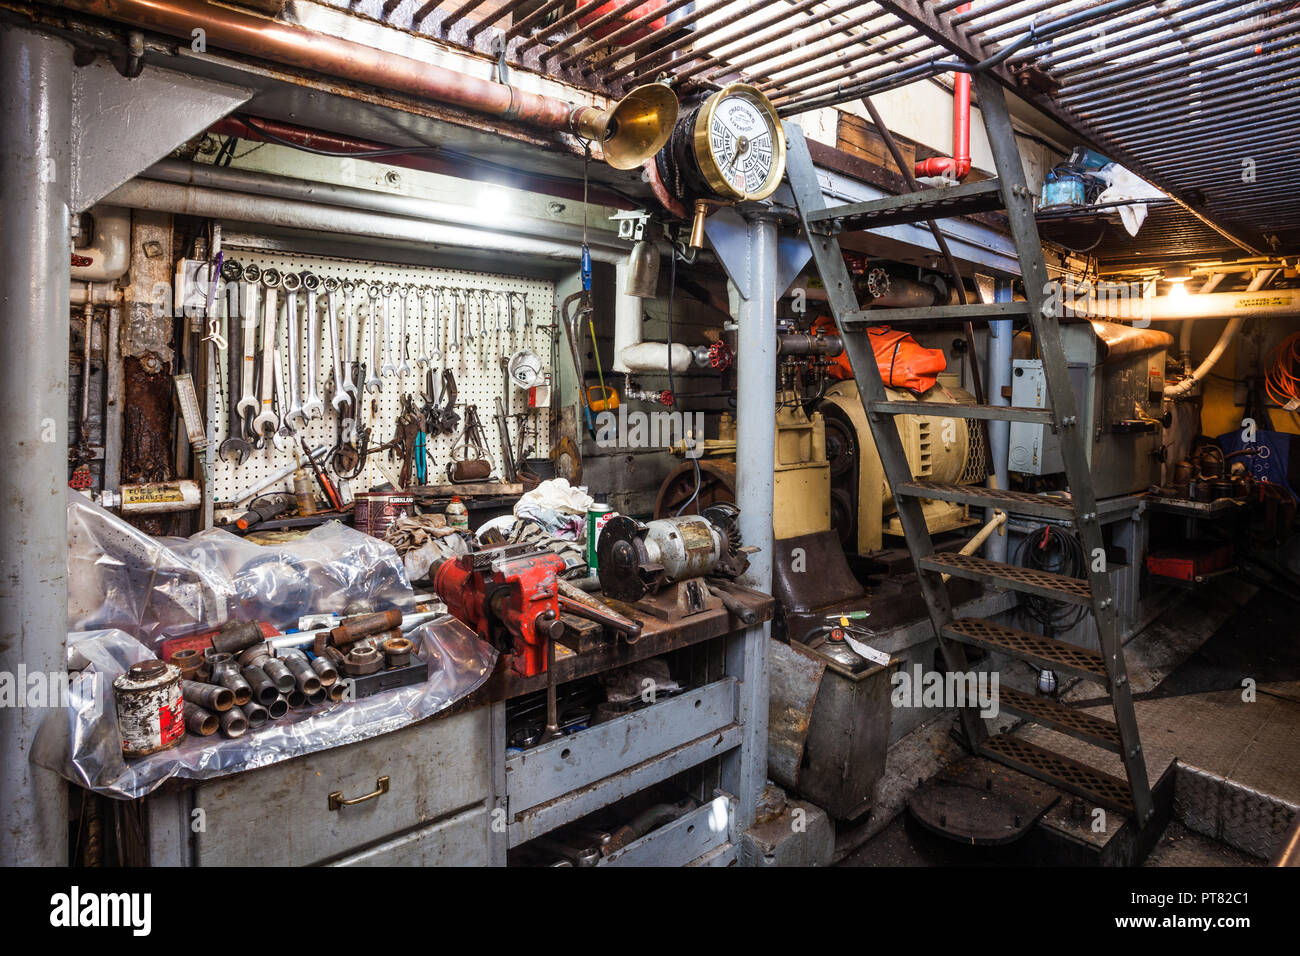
<box><xmin>895</xmin><ymin>481</ymin><xmax>1074</xmax><ymax>519</ymax></box>
<box><xmin>842</xmin><ymin>302</ymin><xmax>1030</xmax><ymax>326</ymax></box>
<box><xmin>806</xmin><ymin>178</ymin><xmax>1005</xmax><ymax>230</ymax></box>
<box><xmin>980</xmin><ymin>734</ymin><xmax>1134</xmax><ymax>814</ymax></box>
<box><xmin>869</xmin><ymin>401</ymin><xmax>1055</xmax><ymax>425</ymax></box>
<box><xmin>919</xmin><ymin>552</ymin><xmax>1092</xmax><ymax>605</ymax></box>
<box><xmin>997</xmin><ymin>686</ymin><xmax>1123</xmax><ymax>753</ymax></box>
<box><xmin>943</xmin><ymin>618</ymin><xmax>1109</xmax><ymax>683</ymax></box>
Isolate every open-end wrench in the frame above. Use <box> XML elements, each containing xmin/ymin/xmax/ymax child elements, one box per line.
<box><xmin>415</xmin><ymin>285</ymin><xmax>430</xmax><ymax>371</ymax></box>
<box><xmin>381</xmin><ymin>284</ymin><xmax>398</xmax><ymax>377</ymax></box>
<box><xmin>340</xmin><ymin>280</ymin><xmax>359</xmax><ymax>405</ymax></box>
<box><xmin>301</xmin><ymin>271</ymin><xmax>325</xmax><ymax>420</ymax></box>
<box><xmin>364</xmin><ymin>283</ymin><xmax>383</xmax><ymax>394</ymax></box>
<box><xmin>477</xmin><ymin>289</ymin><xmax>489</xmax><ymax>339</ymax></box>
<box><xmin>324</xmin><ymin>277</ymin><xmax>348</xmax><ymax>414</ymax></box>
<box><xmin>396</xmin><ymin>284</ymin><xmax>412</xmax><ymax>380</ymax></box>
<box><xmin>280</xmin><ymin>271</ymin><xmax>308</xmax><ymax>429</ymax></box>
<box><xmin>461</xmin><ymin>287</ymin><xmax>475</xmax><ymax>344</ymax></box>
<box><xmin>252</xmin><ymin>269</ymin><xmax>282</xmax><ymax>440</ymax></box>
<box><xmin>232</xmin><ymin>263</ymin><xmax>261</xmax><ymax>446</ymax></box>
<box><xmin>219</xmin><ymin>261</ymin><xmax>252</xmax><ymax>466</ymax></box>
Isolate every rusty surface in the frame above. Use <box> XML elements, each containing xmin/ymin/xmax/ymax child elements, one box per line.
<box><xmin>122</xmin><ymin>355</ymin><xmax>173</xmax><ymax>486</ymax></box>
<box><xmin>59</xmin><ymin>0</ymin><xmax>579</xmax><ymax>130</ymax></box>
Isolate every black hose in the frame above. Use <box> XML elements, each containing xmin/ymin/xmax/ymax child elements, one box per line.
<box><xmin>1015</xmin><ymin>525</ymin><xmax>1089</xmax><ymax>634</ymax></box>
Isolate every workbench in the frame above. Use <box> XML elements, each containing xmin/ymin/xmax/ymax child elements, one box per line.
<box><xmin>136</xmin><ymin>586</ymin><xmax>774</xmax><ymax>867</ymax></box>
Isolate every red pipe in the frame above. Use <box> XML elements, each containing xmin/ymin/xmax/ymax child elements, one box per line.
<box><xmin>914</xmin><ymin>2</ymin><xmax>973</xmax><ymax>181</ymax></box>
<box><xmin>209</xmin><ymin>116</ymin><xmax>636</xmax><ymax>209</ymax></box>
<box><xmin>56</xmin><ymin>0</ymin><xmax>588</xmax><ymax>132</ymax></box>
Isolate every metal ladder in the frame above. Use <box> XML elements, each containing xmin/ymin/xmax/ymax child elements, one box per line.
<box><xmin>783</xmin><ymin>74</ymin><xmax>1153</xmax><ymax>825</ymax></box>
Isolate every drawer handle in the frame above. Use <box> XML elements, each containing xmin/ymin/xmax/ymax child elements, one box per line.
<box><xmin>328</xmin><ymin>776</ymin><xmax>390</xmax><ymax>811</ymax></box>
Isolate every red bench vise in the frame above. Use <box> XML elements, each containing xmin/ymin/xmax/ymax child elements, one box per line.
<box><xmin>432</xmin><ymin>545</ymin><xmax>567</xmax><ymax>677</ymax></box>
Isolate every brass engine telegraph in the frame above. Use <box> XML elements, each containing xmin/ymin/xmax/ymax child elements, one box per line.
<box><xmin>653</xmin><ymin>83</ymin><xmax>788</xmax><ymax>246</ymax></box>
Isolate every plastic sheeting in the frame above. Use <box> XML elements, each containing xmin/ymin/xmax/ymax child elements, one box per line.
<box><xmin>68</xmin><ymin>496</ymin><xmax>412</xmax><ymax>646</ymax></box>
<box><xmin>37</xmin><ymin>619</ymin><xmax>497</xmax><ymax>799</ymax></box>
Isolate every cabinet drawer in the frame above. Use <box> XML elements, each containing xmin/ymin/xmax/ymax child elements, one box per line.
<box><xmin>192</xmin><ymin>708</ymin><xmax>490</xmax><ymax>866</ymax></box>
<box><xmin>331</xmin><ymin>805</ymin><xmax>495</xmax><ymax>866</ymax></box>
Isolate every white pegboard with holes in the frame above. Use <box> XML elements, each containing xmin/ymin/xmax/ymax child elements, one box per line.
<box><xmin>206</xmin><ymin>249</ymin><xmax>554</xmax><ymax>521</ymax></box>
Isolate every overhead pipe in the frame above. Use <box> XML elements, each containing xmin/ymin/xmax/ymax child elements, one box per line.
<box><xmin>1179</xmin><ymin>272</ymin><xmax>1225</xmax><ymax>368</ymax></box>
<box><xmin>1165</xmin><ymin>270</ymin><xmax>1276</xmax><ymax>401</ymax></box>
<box><xmin>208</xmin><ymin>116</ymin><xmax>635</xmax><ymax>210</ymax></box>
<box><xmin>53</xmin><ymin>0</ymin><xmax>643</xmax><ymax>155</ymax></box>
<box><xmin>103</xmin><ymin>178</ymin><xmax>630</xmax><ymax>264</ymax></box>
<box><xmin>914</xmin><ymin>2</ymin><xmax>972</xmax><ymax>181</ymax></box>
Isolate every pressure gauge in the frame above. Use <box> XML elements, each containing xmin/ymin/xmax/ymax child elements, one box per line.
<box><xmin>691</xmin><ymin>84</ymin><xmax>786</xmax><ymax>201</ymax></box>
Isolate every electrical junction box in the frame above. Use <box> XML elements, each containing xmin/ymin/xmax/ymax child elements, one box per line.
<box><xmin>1008</xmin><ymin>323</ymin><xmax>1169</xmax><ymax>498</ymax></box>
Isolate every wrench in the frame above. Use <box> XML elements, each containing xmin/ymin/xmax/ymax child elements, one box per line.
<box><xmin>381</xmin><ymin>284</ymin><xmax>398</xmax><ymax>377</ymax></box>
<box><xmin>364</xmin><ymin>284</ymin><xmax>383</xmax><ymax>394</ymax></box>
<box><xmin>235</xmin><ymin>264</ymin><xmax>261</xmax><ymax>427</ymax></box>
<box><xmin>271</xmin><ymin>353</ymin><xmax>295</xmax><ymax>453</ymax></box>
<box><xmin>219</xmin><ymin>261</ymin><xmax>252</xmax><ymax>466</ymax></box>
<box><xmin>324</xmin><ymin>277</ymin><xmax>348</xmax><ymax>414</ymax></box>
<box><xmin>280</xmin><ymin>271</ymin><xmax>308</xmax><ymax>429</ymax></box>
<box><xmin>252</xmin><ymin>269</ymin><xmax>282</xmax><ymax>440</ymax></box>
<box><xmin>449</xmin><ymin>288</ymin><xmax>463</xmax><ymax>353</ymax></box>
<box><xmin>428</xmin><ymin>286</ymin><xmax>443</xmax><ymax>365</ymax></box>
<box><xmin>477</xmin><ymin>289</ymin><xmax>489</xmax><ymax>339</ymax></box>
<box><xmin>396</xmin><ymin>284</ymin><xmax>412</xmax><ymax>380</ymax></box>
<box><xmin>415</xmin><ymin>285</ymin><xmax>430</xmax><ymax>370</ymax></box>
<box><xmin>341</xmin><ymin>280</ymin><xmax>359</xmax><ymax>405</ymax></box>
<box><xmin>301</xmin><ymin>271</ymin><xmax>325</xmax><ymax>420</ymax></box>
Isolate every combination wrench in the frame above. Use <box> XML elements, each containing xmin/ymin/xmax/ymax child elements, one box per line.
<box><xmin>301</xmin><ymin>271</ymin><xmax>326</xmax><ymax>420</ymax></box>
<box><xmin>449</xmin><ymin>287</ymin><xmax>463</xmax><ymax>353</ymax></box>
<box><xmin>219</xmin><ymin>260</ymin><xmax>252</xmax><ymax>466</ymax></box>
<box><xmin>396</xmin><ymin>284</ymin><xmax>412</xmax><ymax>380</ymax></box>
<box><xmin>324</xmin><ymin>277</ymin><xmax>348</xmax><ymax>414</ymax></box>
<box><xmin>271</xmin><ymin>353</ymin><xmax>295</xmax><ymax>453</ymax></box>
<box><xmin>364</xmin><ymin>283</ymin><xmax>383</xmax><ymax>394</ymax></box>
<box><xmin>415</xmin><ymin>285</ymin><xmax>430</xmax><ymax>371</ymax></box>
<box><xmin>427</xmin><ymin>286</ymin><xmax>443</xmax><ymax>366</ymax></box>
<box><xmin>280</xmin><ymin>271</ymin><xmax>308</xmax><ymax>429</ymax></box>
<box><xmin>252</xmin><ymin>268</ymin><xmax>282</xmax><ymax>440</ymax></box>
<box><xmin>381</xmin><ymin>283</ymin><xmax>398</xmax><ymax>377</ymax></box>
<box><xmin>341</xmin><ymin>280</ymin><xmax>359</xmax><ymax>405</ymax></box>
<box><xmin>233</xmin><ymin>263</ymin><xmax>261</xmax><ymax>435</ymax></box>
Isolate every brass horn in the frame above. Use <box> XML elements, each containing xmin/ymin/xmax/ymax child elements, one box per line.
<box><xmin>570</xmin><ymin>84</ymin><xmax>678</xmax><ymax>171</ymax></box>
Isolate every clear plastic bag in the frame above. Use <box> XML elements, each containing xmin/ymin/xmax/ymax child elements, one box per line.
<box><xmin>36</xmin><ymin>619</ymin><xmax>497</xmax><ymax>799</ymax></box>
<box><xmin>68</xmin><ymin>496</ymin><xmax>414</xmax><ymax>647</ymax></box>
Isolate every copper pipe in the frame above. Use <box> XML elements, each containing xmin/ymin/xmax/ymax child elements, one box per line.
<box><xmin>58</xmin><ymin>0</ymin><xmax>590</xmax><ymax>133</ymax></box>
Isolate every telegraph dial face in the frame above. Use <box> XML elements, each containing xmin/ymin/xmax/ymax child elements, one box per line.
<box><xmin>692</xmin><ymin>84</ymin><xmax>786</xmax><ymax>202</ymax></box>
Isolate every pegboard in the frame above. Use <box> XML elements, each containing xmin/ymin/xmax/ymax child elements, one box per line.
<box><xmin>205</xmin><ymin>249</ymin><xmax>555</xmax><ymax>520</ymax></box>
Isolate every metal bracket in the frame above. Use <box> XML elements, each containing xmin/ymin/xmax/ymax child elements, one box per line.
<box><xmin>71</xmin><ymin>58</ymin><xmax>252</xmax><ymax>213</ymax></box>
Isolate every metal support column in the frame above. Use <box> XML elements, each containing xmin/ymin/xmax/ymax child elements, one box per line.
<box><xmin>985</xmin><ymin>277</ymin><xmax>1013</xmax><ymax>562</ymax></box>
<box><xmin>735</xmin><ymin>212</ymin><xmax>778</xmax><ymax>593</ymax></box>
<box><xmin>722</xmin><ymin>210</ymin><xmax>777</xmax><ymax>834</ymax></box>
<box><xmin>0</xmin><ymin>27</ymin><xmax>74</xmax><ymax>867</ymax></box>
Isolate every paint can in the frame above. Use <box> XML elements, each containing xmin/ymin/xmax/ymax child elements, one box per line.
<box><xmin>586</xmin><ymin>502</ymin><xmax>616</xmax><ymax>571</ymax></box>
<box><xmin>113</xmin><ymin>659</ymin><xmax>185</xmax><ymax>758</ymax></box>
<box><xmin>354</xmin><ymin>492</ymin><xmax>414</xmax><ymax>539</ymax></box>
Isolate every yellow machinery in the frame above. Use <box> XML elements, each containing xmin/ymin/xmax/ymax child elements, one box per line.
<box><xmin>819</xmin><ymin>373</ymin><xmax>984</xmax><ymax>554</ymax></box>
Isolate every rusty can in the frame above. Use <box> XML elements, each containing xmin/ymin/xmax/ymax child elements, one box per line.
<box><xmin>353</xmin><ymin>491</ymin><xmax>414</xmax><ymax>539</ymax></box>
<box><xmin>113</xmin><ymin>659</ymin><xmax>186</xmax><ymax>758</ymax></box>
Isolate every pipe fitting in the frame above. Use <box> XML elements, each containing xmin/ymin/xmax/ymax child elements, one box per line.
<box><xmin>218</xmin><ymin>707</ymin><xmax>248</xmax><ymax>738</ymax></box>
<box><xmin>241</xmin><ymin>700</ymin><xmax>269</xmax><ymax>728</ymax></box>
<box><xmin>242</xmin><ymin>665</ymin><xmax>279</xmax><ymax>706</ymax></box>
<box><xmin>266</xmin><ymin>694</ymin><xmax>290</xmax><ymax>719</ymax></box>
<box><xmin>212</xmin><ymin>660</ymin><xmax>253</xmax><ymax>706</ymax></box>
<box><xmin>181</xmin><ymin>679</ymin><xmax>234</xmax><ymax>713</ymax></box>
<box><xmin>261</xmin><ymin>657</ymin><xmax>296</xmax><ymax>694</ymax></box>
<box><xmin>184</xmin><ymin>703</ymin><xmax>219</xmax><ymax>736</ymax></box>
<box><xmin>309</xmin><ymin>655</ymin><xmax>339</xmax><ymax>687</ymax></box>
<box><xmin>280</xmin><ymin>648</ymin><xmax>322</xmax><ymax>694</ymax></box>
